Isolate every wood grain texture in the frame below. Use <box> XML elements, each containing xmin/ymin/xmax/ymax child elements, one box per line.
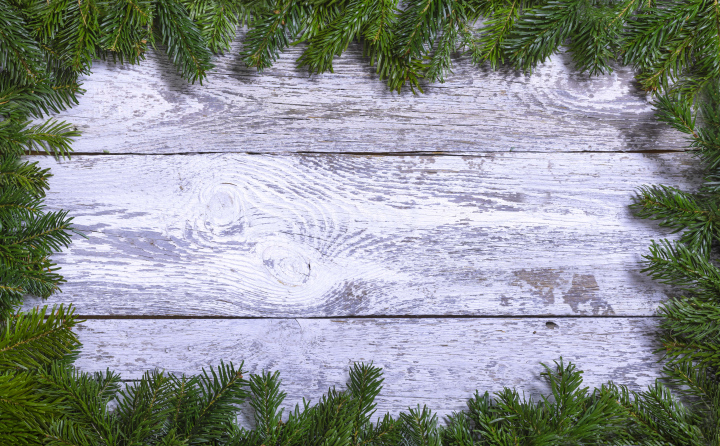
<box><xmin>25</xmin><ymin>151</ymin><xmax>699</xmax><ymax>317</ymax></box>
<box><xmin>74</xmin><ymin>317</ymin><xmax>662</xmax><ymax>422</ymax></box>
<box><xmin>51</xmin><ymin>35</ymin><xmax>687</xmax><ymax>155</ymax></box>
<box><xmin>28</xmin><ymin>34</ymin><xmax>694</xmax><ymax>408</ymax></box>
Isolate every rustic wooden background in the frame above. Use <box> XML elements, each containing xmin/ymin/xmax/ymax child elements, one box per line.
<box><xmin>25</xmin><ymin>36</ymin><xmax>697</xmax><ymax>424</ymax></box>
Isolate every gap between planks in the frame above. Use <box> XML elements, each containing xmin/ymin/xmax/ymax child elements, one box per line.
<box><xmin>72</xmin><ymin>314</ymin><xmax>658</xmax><ymax>320</ymax></box>
<box><xmin>27</xmin><ymin>149</ymin><xmax>689</xmax><ymax>157</ymax></box>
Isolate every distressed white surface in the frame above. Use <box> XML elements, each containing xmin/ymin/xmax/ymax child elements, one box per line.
<box><xmin>55</xmin><ymin>37</ymin><xmax>686</xmax><ymax>155</ymax></box>
<box><xmin>74</xmin><ymin>317</ymin><xmax>662</xmax><ymax>421</ymax></box>
<box><xmin>27</xmin><ymin>152</ymin><xmax>696</xmax><ymax>317</ymax></box>
<box><xmin>30</xmin><ymin>41</ymin><xmax>692</xmax><ymax>412</ymax></box>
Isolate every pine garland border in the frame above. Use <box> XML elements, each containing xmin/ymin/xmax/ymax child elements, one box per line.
<box><xmin>1</xmin><ymin>0</ymin><xmax>720</xmax><ymax>443</ymax></box>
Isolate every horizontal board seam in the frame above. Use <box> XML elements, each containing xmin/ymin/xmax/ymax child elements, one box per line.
<box><xmin>26</xmin><ymin>149</ymin><xmax>690</xmax><ymax>157</ymax></box>
<box><xmin>73</xmin><ymin>314</ymin><xmax>660</xmax><ymax>320</ymax></box>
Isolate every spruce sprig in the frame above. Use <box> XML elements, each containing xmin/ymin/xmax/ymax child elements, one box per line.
<box><xmin>0</xmin><ymin>305</ymin><xmax>81</xmax><ymax>370</ymax></box>
<box><xmin>0</xmin><ymin>370</ymin><xmax>63</xmax><ymax>446</ymax></box>
<box><xmin>503</xmin><ymin>0</ymin><xmax>588</xmax><ymax>72</ymax></box>
<box><xmin>0</xmin><ymin>1</ymin><xmax>45</xmax><ymax>85</ymax></box>
<box><xmin>100</xmin><ymin>0</ymin><xmax>155</xmax><ymax>65</ymax></box>
<box><xmin>183</xmin><ymin>0</ymin><xmax>249</xmax><ymax>54</ymax></box>
<box><xmin>623</xmin><ymin>0</ymin><xmax>720</xmax><ymax>98</ymax></box>
<box><xmin>156</xmin><ymin>0</ymin><xmax>215</xmax><ymax>83</ymax></box>
<box><xmin>474</xmin><ymin>0</ymin><xmax>531</xmax><ymax>70</ymax></box>
<box><xmin>240</xmin><ymin>0</ymin><xmax>312</xmax><ymax>70</ymax></box>
<box><xmin>463</xmin><ymin>359</ymin><xmax>627</xmax><ymax>444</ymax></box>
<box><xmin>248</xmin><ymin>370</ymin><xmax>286</xmax><ymax>443</ymax></box>
<box><xmin>297</xmin><ymin>0</ymin><xmax>382</xmax><ymax>74</ymax></box>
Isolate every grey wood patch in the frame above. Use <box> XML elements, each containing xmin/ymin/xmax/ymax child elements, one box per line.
<box><xmin>51</xmin><ymin>36</ymin><xmax>686</xmax><ymax>154</ymax></box>
<box><xmin>73</xmin><ymin>317</ymin><xmax>662</xmax><ymax>423</ymax></box>
<box><xmin>25</xmin><ymin>152</ymin><xmax>698</xmax><ymax>317</ymax></box>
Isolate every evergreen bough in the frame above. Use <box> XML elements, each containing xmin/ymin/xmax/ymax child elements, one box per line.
<box><xmin>2</xmin><ymin>0</ymin><xmax>720</xmax><ymax>444</ymax></box>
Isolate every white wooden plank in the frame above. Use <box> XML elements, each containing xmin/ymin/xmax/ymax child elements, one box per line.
<box><xmin>25</xmin><ymin>152</ymin><xmax>698</xmax><ymax>317</ymax></box>
<box><xmin>51</xmin><ymin>35</ymin><xmax>686</xmax><ymax>154</ymax></box>
<box><xmin>73</xmin><ymin>317</ymin><xmax>663</xmax><ymax>422</ymax></box>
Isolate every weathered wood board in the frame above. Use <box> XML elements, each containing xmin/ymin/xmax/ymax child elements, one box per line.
<box><xmin>27</xmin><ymin>42</ymin><xmax>694</xmax><ymax>420</ymax></box>
<box><xmin>28</xmin><ymin>152</ymin><xmax>696</xmax><ymax>316</ymax></box>
<box><xmin>74</xmin><ymin>317</ymin><xmax>661</xmax><ymax>421</ymax></box>
<box><xmin>59</xmin><ymin>39</ymin><xmax>686</xmax><ymax>155</ymax></box>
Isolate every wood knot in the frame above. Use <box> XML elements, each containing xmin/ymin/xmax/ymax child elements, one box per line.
<box><xmin>262</xmin><ymin>245</ymin><xmax>312</xmax><ymax>287</ymax></box>
<box><xmin>201</xmin><ymin>183</ymin><xmax>244</xmax><ymax>235</ymax></box>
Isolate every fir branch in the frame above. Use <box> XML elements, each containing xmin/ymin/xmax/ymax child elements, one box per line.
<box><xmin>298</xmin><ymin>0</ymin><xmax>378</xmax><ymax>74</ymax></box>
<box><xmin>663</xmin><ymin>361</ymin><xmax>720</xmax><ymax>438</ymax></box>
<box><xmin>240</xmin><ymin>0</ymin><xmax>311</xmax><ymax>71</ymax></box>
<box><xmin>0</xmin><ymin>264</ymin><xmax>64</xmax><ymax>315</ymax></box>
<box><xmin>0</xmin><ymin>266</ymin><xmax>65</xmax><ymax>304</ymax></box>
<box><xmin>424</xmin><ymin>2</ymin><xmax>469</xmax><ymax>84</ymax></box>
<box><xmin>0</xmin><ymin>181</ymin><xmax>44</xmax><ymax>219</ymax></box>
<box><xmin>303</xmin><ymin>387</ymin><xmax>356</xmax><ymax>445</ymax></box>
<box><xmin>0</xmin><ymin>1</ymin><xmax>45</xmax><ymax>85</ymax></box>
<box><xmin>475</xmin><ymin>0</ymin><xmax>527</xmax><ymax>69</ymax></box>
<box><xmin>623</xmin><ymin>0</ymin><xmax>720</xmax><ymax>97</ymax></box>
<box><xmin>182</xmin><ymin>361</ymin><xmax>248</xmax><ymax>444</ymax></box>
<box><xmin>248</xmin><ymin>370</ymin><xmax>285</xmax><ymax>444</ymax></box>
<box><xmin>466</xmin><ymin>391</ymin><xmax>516</xmax><ymax>443</ymax></box>
<box><xmin>0</xmin><ymin>74</ymin><xmax>83</xmax><ymax>120</ymax></box>
<box><xmin>167</xmin><ymin>374</ymin><xmax>195</xmax><ymax>435</ymax></box>
<box><xmin>639</xmin><ymin>4</ymin><xmax>702</xmax><ymax>93</ymax></box>
<box><xmin>703</xmin><ymin>167</ymin><xmax>720</xmax><ymax>194</ymax></box>
<box><xmin>0</xmin><ymin>305</ymin><xmax>81</xmax><ymax>371</ymax></box>
<box><xmin>568</xmin><ymin>4</ymin><xmax>621</xmax><ymax>75</ymax></box>
<box><xmin>183</xmin><ymin>0</ymin><xmax>248</xmax><ymax>55</ymax></box>
<box><xmin>466</xmin><ymin>359</ymin><xmax>628</xmax><ymax>443</ymax></box>
<box><xmin>347</xmin><ymin>362</ymin><xmax>384</xmax><ymax>441</ymax></box>
<box><xmin>386</xmin><ymin>0</ymin><xmax>449</xmax><ymax>90</ymax></box>
<box><xmin>660</xmin><ymin>335</ymin><xmax>720</xmax><ymax>371</ymax></box>
<box><xmin>359</xmin><ymin>0</ymin><xmax>414</xmax><ymax>93</ymax></box>
<box><xmin>0</xmin><ymin>158</ymin><xmax>51</xmax><ymax>197</ymax></box>
<box><xmin>37</xmin><ymin>364</ymin><xmax>122</xmax><ymax>444</ymax></box>
<box><xmin>360</xmin><ymin>412</ymin><xmax>400</xmax><ymax>445</ymax></box>
<box><xmin>457</xmin><ymin>20</ymin><xmax>483</xmax><ymax>67</ymax></box>
<box><xmin>694</xmin><ymin>82</ymin><xmax>720</xmax><ymax>169</ymax></box>
<box><xmin>116</xmin><ymin>369</ymin><xmax>174</xmax><ymax>445</ymax></box>
<box><xmin>52</xmin><ymin>0</ymin><xmax>102</xmax><ymax>73</ymax></box>
<box><xmin>0</xmin><ymin>208</ymin><xmax>77</xmax><ymax>268</ymax></box>
<box><xmin>281</xmin><ymin>400</ymin><xmax>313</xmax><ymax>445</ymax></box>
<box><xmin>658</xmin><ymin>296</ymin><xmax>720</xmax><ymax>369</ymax></box>
<box><xmin>294</xmin><ymin>1</ymin><xmax>344</xmax><ymax>43</ymax></box>
<box><xmin>23</xmin><ymin>119</ymin><xmax>79</xmax><ymax>159</ymax></box>
<box><xmin>503</xmin><ymin>0</ymin><xmax>586</xmax><ymax>72</ymax></box>
<box><xmin>41</xmin><ymin>419</ymin><xmax>96</xmax><ymax>446</ymax></box>
<box><xmin>618</xmin><ymin>380</ymin><xmax>703</xmax><ymax>444</ymax></box>
<box><xmin>0</xmin><ymin>2</ymin><xmax>720</xmax><ymax>445</ymax></box>
<box><xmin>659</xmin><ymin>298</ymin><xmax>720</xmax><ymax>352</ymax></box>
<box><xmin>399</xmin><ymin>405</ymin><xmax>439</xmax><ymax>446</ymax></box>
<box><xmin>155</xmin><ymin>0</ymin><xmax>214</xmax><ymax>83</ymax></box>
<box><xmin>632</xmin><ymin>185</ymin><xmax>719</xmax><ymax>255</ymax></box>
<box><xmin>100</xmin><ymin>0</ymin><xmax>154</xmax><ymax>65</ymax></box>
<box><xmin>0</xmin><ymin>370</ymin><xmax>62</xmax><ymax>446</ymax></box>
<box><xmin>641</xmin><ymin>240</ymin><xmax>720</xmax><ymax>299</ymax></box>
<box><xmin>440</xmin><ymin>412</ymin><xmax>474</xmax><ymax>446</ymax></box>
<box><xmin>654</xmin><ymin>89</ymin><xmax>698</xmax><ymax>137</ymax></box>
<box><xmin>394</xmin><ymin>0</ymin><xmax>445</xmax><ymax>60</ymax></box>
<box><xmin>0</xmin><ymin>118</ymin><xmax>78</xmax><ymax>161</ymax></box>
